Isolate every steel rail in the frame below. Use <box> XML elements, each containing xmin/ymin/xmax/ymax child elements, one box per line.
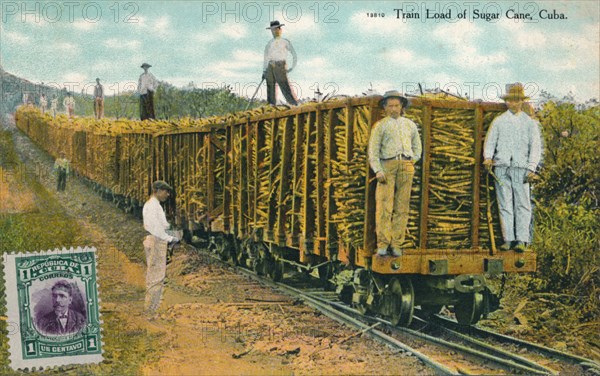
<box><xmin>411</xmin><ymin>316</ymin><xmax>557</xmax><ymax>375</ymax></box>
<box><xmin>233</xmin><ymin>267</ymin><xmax>459</xmax><ymax>375</ymax></box>
<box><xmin>430</xmin><ymin>314</ymin><xmax>600</xmax><ymax>373</ymax></box>
<box><xmin>191</xmin><ymin>245</ymin><xmax>597</xmax><ymax>375</ymax></box>
<box><xmin>307</xmin><ymin>294</ymin><xmax>549</xmax><ymax>375</ymax></box>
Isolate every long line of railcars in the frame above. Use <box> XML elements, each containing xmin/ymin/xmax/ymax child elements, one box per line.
<box><xmin>16</xmin><ymin>95</ymin><xmax>536</xmax><ymax>326</ymax></box>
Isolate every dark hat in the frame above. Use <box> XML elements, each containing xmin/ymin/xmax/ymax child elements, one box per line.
<box><xmin>501</xmin><ymin>83</ymin><xmax>529</xmax><ymax>101</ymax></box>
<box><xmin>266</xmin><ymin>20</ymin><xmax>284</xmax><ymax>29</ymax></box>
<box><xmin>379</xmin><ymin>90</ymin><xmax>409</xmax><ymax>108</ymax></box>
<box><xmin>96</xmin><ymin>77</ymin><xmax>100</xmax><ymax>81</ymax></box>
<box><xmin>152</xmin><ymin>180</ymin><xmax>172</xmax><ymax>191</ymax></box>
<box><xmin>141</xmin><ymin>63</ymin><xmax>152</xmax><ymax>68</ymax></box>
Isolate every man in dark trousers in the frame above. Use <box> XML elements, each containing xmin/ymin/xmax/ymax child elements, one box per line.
<box><xmin>36</xmin><ymin>280</ymin><xmax>86</xmax><ymax>335</ymax></box>
<box><xmin>54</xmin><ymin>152</ymin><xmax>70</xmax><ymax>191</ymax></box>
<box><xmin>263</xmin><ymin>20</ymin><xmax>298</xmax><ymax>106</ymax></box>
<box><xmin>94</xmin><ymin>78</ymin><xmax>104</xmax><ymax>119</ymax></box>
<box><xmin>138</xmin><ymin>63</ymin><xmax>158</xmax><ymax>120</ymax></box>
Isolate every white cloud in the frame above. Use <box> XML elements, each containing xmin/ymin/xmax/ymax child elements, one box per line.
<box><xmin>205</xmin><ymin>49</ymin><xmax>262</xmax><ymax>78</ymax></box>
<box><xmin>227</xmin><ymin>23</ymin><xmax>249</xmax><ymax>39</ymax></box>
<box><xmin>232</xmin><ymin>50</ymin><xmax>262</xmax><ymax>63</ymax></box>
<box><xmin>286</xmin><ymin>16</ymin><xmax>319</xmax><ymax>35</ymax></box>
<box><xmin>131</xmin><ymin>15</ymin><xmax>172</xmax><ymax>38</ymax></box>
<box><xmin>104</xmin><ymin>38</ymin><xmax>141</xmax><ymax>49</ymax></box>
<box><xmin>193</xmin><ymin>23</ymin><xmax>249</xmax><ymax>43</ymax></box>
<box><xmin>155</xmin><ymin>16</ymin><xmax>171</xmax><ymax>37</ymax></box>
<box><xmin>53</xmin><ymin>42</ymin><xmax>79</xmax><ymax>56</ymax></box>
<box><xmin>432</xmin><ymin>21</ymin><xmax>481</xmax><ymax>47</ymax></box>
<box><xmin>453</xmin><ymin>46</ymin><xmax>507</xmax><ymax>69</ymax></box>
<box><xmin>3</xmin><ymin>31</ymin><xmax>30</xmax><ymax>45</ymax></box>
<box><xmin>383</xmin><ymin>49</ymin><xmax>435</xmax><ymax>68</ymax></box>
<box><xmin>72</xmin><ymin>20</ymin><xmax>97</xmax><ymax>31</ymax></box>
<box><xmin>62</xmin><ymin>72</ymin><xmax>87</xmax><ymax>84</ymax></box>
<box><xmin>350</xmin><ymin>11</ymin><xmax>411</xmax><ymax>35</ymax></box>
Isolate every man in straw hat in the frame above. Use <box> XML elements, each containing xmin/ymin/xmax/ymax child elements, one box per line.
<box><xmin>483</xmin><ymin>83</ymin><xmax>542</xmax><ymax>253</ymax></box>
<box><xmin>142</xmin><ymin>180</ymin><xmax>180</xmax><ymax>319</ymax></box>
<box><xmin>368</xmin><ymin>90</ymin><xmax>422</xmax><ymax>257</ymax></box>
<box><xmin>138</xmin><ymin>63</ymin><xmax>158</xmax><ymax>120</ymax></box>
<box><xmin>263</xmin><ymin>20</ymin><xmax>298</xmax><ymax>106</ymax></box>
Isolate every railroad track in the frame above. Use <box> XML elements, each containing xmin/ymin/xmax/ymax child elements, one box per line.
<box><xmin>181</xmin><ymin>244</ymin><xmax>600</xmax><ymax>375</ymax></box>
<box><xmin>426</xmin><ymin>313</ymin><xmax>600</xmax><ymax>375</ymax></box>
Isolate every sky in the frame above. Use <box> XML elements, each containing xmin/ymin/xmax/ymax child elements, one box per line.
<box><xmin>1</xmin><ymin>1</ymin><xmax>599</xmax><ymax>103</ymax></box>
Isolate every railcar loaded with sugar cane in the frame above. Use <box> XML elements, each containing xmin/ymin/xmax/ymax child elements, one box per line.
<box><xmin>15</xmin><ymin>93</ymin><xmax>536</xmax><ymax>327</ymax></box>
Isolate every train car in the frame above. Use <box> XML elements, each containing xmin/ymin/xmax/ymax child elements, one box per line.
<box><xmin>15</xmin><ymin>95</ymin><xmax>537</xmax><ymax>326</ymax></box>
<box><xmin>209</xmin><ymin>96</ymin><xmax>536</xmax><ymax>326</ymax></box>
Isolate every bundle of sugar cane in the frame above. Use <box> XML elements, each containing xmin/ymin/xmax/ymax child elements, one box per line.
<box><xmin>426</xmin><ymin>108</ymin><xmax>475</xmax><ymax>249</ymax></box>
<box><xmin>330</xmin><ymin>105</ymin><xmax>371</xmax><ymax>250</ymax></box>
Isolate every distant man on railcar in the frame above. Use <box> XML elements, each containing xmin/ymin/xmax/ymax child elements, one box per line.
<box><xmin>483</xmin><ymin>83</ymin><xmax>542</xmax><ymax>253</ymax></box>
<box><xmin>63</xmin><ymin>92</ymin><xmax>75</xmax><ymax>118</ymax></box>
<box><xmin>263</xmin><ymin>20</ymin><xmax>298</xmax><ymax>106</ymax></box>
<box><xmin>94</xmin><ymin>78</ymin><xmax>104</xmax><ymax>120</ymax></box>
<box><xmin>368</xmin><ymin>90</ymin><xmax>422</xmax><ymax>257</ymax></box>
<box><xmin>143</xmin><ymin>180</ymin><xmax>179</xmax><ymax>319</ymax></box>
<box><xmin>138</xmin><ymin>63</ymin><xmax>158</xmax><ymax>120</ymax></box>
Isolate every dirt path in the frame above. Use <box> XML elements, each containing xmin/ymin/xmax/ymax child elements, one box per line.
<box><xmin>5</xmin><ymin>119</ymin><xmax>429</xmax><ymax>375</ymax></box>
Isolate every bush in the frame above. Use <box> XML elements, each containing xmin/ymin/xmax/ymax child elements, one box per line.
<box><xmin>529</xmin><ymin>101</ymin><xmax>600</xmax><ymax>321</ymax></box>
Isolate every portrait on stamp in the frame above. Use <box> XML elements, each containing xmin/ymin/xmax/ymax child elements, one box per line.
<box><xmin>32</xmin><ymin>279</ymin><xmax>87</xmax><ymax>336</ymax></box>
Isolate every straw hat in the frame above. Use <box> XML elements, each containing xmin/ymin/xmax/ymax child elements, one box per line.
<box><xmin>502</xmin><ymin>83</ymin><xmax>529</xmax><ymax>101</ymax></box>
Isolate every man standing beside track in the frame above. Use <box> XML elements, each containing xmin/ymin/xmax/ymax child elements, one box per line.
<box><xmin>483</xmin><ymin>83</ymin><xmax>542</xmax><ymax>253</ymax></box>
<box><xmin>263</xmin><ymin>20</ymin><xmax>298</xmax><ymax>106</ymax></box>
<box><xmin>368</xmin><ymin>90</ymin><xmax>422</xmax><ymax>257</ymax></box>
<box><xmin>143</xmin><ymin>180</ymin><xmax>179</xmax><ymax>319</ymax></box>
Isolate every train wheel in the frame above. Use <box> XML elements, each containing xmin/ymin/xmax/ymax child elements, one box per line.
<box><xmin>252</xmin><ymin>257</ymin><xmax>266</xmax><ymax>276</ymax></box>
<box><xmin>420</xmin><ymin>304</ymin><xmax>444</xmax><ymax>319</ymax></box>
<box><xmin>389</xmin><ymin>277</ymin><xmax>414</xmax><ymax>327</ymax></box>
<box><xmin>318</xmin><ymin>263</ymin><xmax>335</xmax><ymax>291</ymax></box>
<box><xmin>236</xmin><ymin>240</ymin><xmax>249</xmax><ymax>267</ymax></box>
<box><xmin>351</xmin><ymin>270</ymin><xmax>372</xmax><ymax>315</ymax></box>
<box><xmin>267</xmin><ymin>258</ymin><xmax>284</xmax><ymax>282</ymax></box>
<box><xmin>455</xmin><ymin>292</ymin><xmax>484</xmax><ymax>326</ymax></box>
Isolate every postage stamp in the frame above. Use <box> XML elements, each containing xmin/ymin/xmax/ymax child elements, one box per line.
<box><xmin>3</xmin><ymin>246</ymin><xmax>102</xmax><ymax>370</ymax></box>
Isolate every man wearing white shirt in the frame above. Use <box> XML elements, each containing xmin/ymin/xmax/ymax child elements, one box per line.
<box><xmin>483</xmin><ymin>83</ymin><xmax>541</xmax><ymax>253</ymax></box>
<box><xmin>50</xmin><ymin>95</ymin><xmax>58</xmax><ymax>118</ymax></box>
<box><xmin>63</xmin><ymin>92</ymin><xmax>75</xmax><ymax>118</ymax></box>
<box><xmin>263</xmin><ymin>20</ymin><xmax>298</xmax><ymax>106</ymax></box>
<box><xmin>368</xmin><ymin>90</ymin><xmax>422</xmax><ymax>257</ymax></box>
<box><xmin>138</xmin><ymin>63</ymin><xmax>158</xmax><ymax>120</ymax></box>
<box><xmin>39</xmin><ymin>93</ymin><xmax>48</xmax><ymax>114</ymax></box>
<box><xmin>143</xmin><ymin>180</ymin><xmax>179</xmax><ymax>318</ymax></box>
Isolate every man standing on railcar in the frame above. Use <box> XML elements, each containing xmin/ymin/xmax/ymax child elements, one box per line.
<box><xmin>138</xmin><ymin>63</ymin><xmax>158</xmax><ymax>120</ymax></box>
<box><xmin>263</xmin><ymin>20</ymin><xmax>298</xmax><ymax>106</ymax></box>
<box><xmin>143</xmin><ymin>180</ymin><xmax>179</xmax><ymax>319</ymax></box>
<box><xmin>483</xmin><ymin>83</ymin><xmax>542</xmax><ymax>253</ymax></box>
<box><xmin>94</xmin><ymin>78</ymin><xmax>104</xmax><ymax>120</ymax></box>
<box><xmin>368</xmin><ymin>90</ymin><xmax>422</xmax><ymax>257</ymax></box>
<box><xmin>63</xmin><ymin>92</ymin><xmax>75</xmax><ymax>118</ymax></box>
